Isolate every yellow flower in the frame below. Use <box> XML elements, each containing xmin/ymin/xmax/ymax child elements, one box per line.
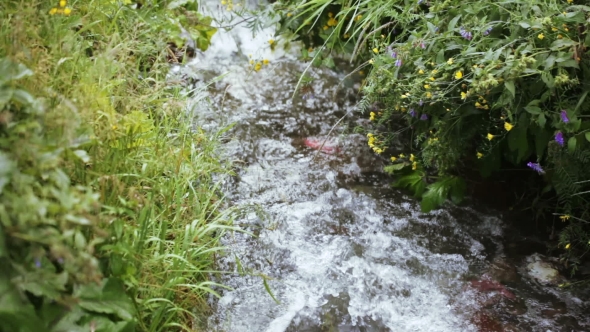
<box><xmin>418</xmin><ymin>69</ymin><xmax>425</xmax><ymax>74</ymax></box>
<box><xmin>328</xmin><ymin>12</ymin><xmax>334</xmax><ymax>17</ymax></box>
<box><xmin>412</xmin><ymin>161</ymin><xmax>418</xmax><ymax>170</ymax></box>
<box><xmin>287</xmin><ymin>12</ymin><xmax>293</xmax><ymax>17</ymax></box>
<box><xmin>369</xmin><ymin>112</ymin><xmax>376</xmax><ymax>121</ymax></box>
<box><xmin>565</xmin><ymin>243</ymin><xmax>571</xmax><ymax>249</ymax></box>
<box><xmin>59</xmin><ymin>0</ymin><xmax>66</xmax><ymax>7</ymax></box>
<box><xmin>323</xmin><ymin>25</ymin><xmax>329</xmax><ymax>30</ymax></box>
<box><xmin>447</xmin><ymin>58</ymin><xmax>453</xmax><ymax>65</ymax></box>
<box><xmin>560</xmin><ymin>214</ymin><xmax>570</xmax><ymax>221</ymax></box>
<box><xmin>269</xmin><ymin>39</ymin><xmax>275</xmax><ymax>45</ymax></box>
<box><xmin>63</xmin><ymin>7</ymin><xmax>72</xmax><ymax>15</ymax></box>
<box><xmin>254</xmin><ymin>62</ymin><xmax>262</xmax><ymax>72</ymax></box>
<box><xmin>373</xmin><ymin>48</ymin><xmax>379</xmax><ymax>54</ymax></box>
<box><xmin>504</xmin><ymin>122</ymin><xmax>514</xmax><ymax>131</ymax></box>
<box><xmin>567</xmin><ymin>0</ymin><xmax>573</xmax><ymax>3</ymax></box>
<box><xmin>49</xmin><ymin>7</ymin><xmax>58</xmax><ymax>15</ymax></box>
<box><xmin>475</xmin><ymin>102</ymin><xmax>481</xmax><ymax>107</ymax></box>
<box><xmin>354</xmin><ymin>14</ymin><xmax>362</xmax><ymax>22</ymax></box>
<box><xmin>410</xmin><ymin>154</ymin><xmax>415</xmax><ymax>162</ymax></box>
<box><xmin>538</xmin><ymin>33</ymin><xmax>544</xmax><ymax>40</ymax></box>
<box><xmin>327</xmin><ymin>18</ymin><xmax>338</xmax><ymax>26</ymax></box>
<box><xmin>367</xmin><ymin>133</ymin><xmax>374</xmax><ymax>138</ymax></box>
<box><xmin>426</xmin><ymin>92</ymin><xmax>432</xmax><ymax>98</ymax></box>
<box><xmin>344</xmin><ymin>34</ymin><xmax>349</xmax><ymax>38</ymax></box>
<box><xmin>429</xmin><ymin>77</ymin><xmax>435</xmax><ymax>81</ymax></box>
<box><xmin>477</xmin><ymin>152</ymin><xmax>483</xmax><ymax>159</ymax></box>
<box><xmin>424</xmin><ymin>84</ymin><xmax>431</xmax><ymax>89</ymax></box>
<box><xmin>262</xmin><ymin>59</ymin><xmax>269</xmax><ymax>65</ymax></box>
<box><xmin>399</xmin><ymin>153</ymin><xmax>405</xmax><ymax>158</ymax></box>
<box><xmin>461</xmin><ymin>92</ymin><xmax>467</xmax><ymax>100</ymax></box>
<box><xmin>432</xmin><ymin>69</ymin><xmax>438</xmax><ymax>74</ymax></box>
<box><xmin>369</xmin><ymin>59</ymin><xmax>375</xmax><ymax>64</ymax></box>
<box><xmin>558</xmin><ymin>34</ymin><xmax>563</xmax><ymax>39</ymax></box>
<box><xmin>455</xmin><ymin>71</ymin><xmax>463</xmax><ymax>79</ymax></box>
<box><xmin>487</xmin><ymin>133</ymin><xmax>494</xmax><ymax>141</ymax></box>
<box><xmin>390</xmin><ymin>156</ymin><xmax>397</xmax><ymax>162</ymax></box>
<box><xmin>552</xmin><ymin>27</ymin><xmax>558</xmax><ymax>32</ymax></box>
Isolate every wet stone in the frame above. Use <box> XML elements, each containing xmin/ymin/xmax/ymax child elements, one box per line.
<box><xmin>525</xmin><ymin>253</ymin><xmax>562</xmax><ymax>286</ymax></box>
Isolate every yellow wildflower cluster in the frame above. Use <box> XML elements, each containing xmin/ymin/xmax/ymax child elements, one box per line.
<box><xmin>49</xmin><ymin>0</ymin><xmax>72</xmax><ymax>15</ymax></box>
<box><xmin>369</xmin><ymin>112</ymin><xmax>376</xmax><ymax>121</ymax></box>
<box><xmin>475</xmin><ymin>96</ymin><xmax>489</xmax><ymax>110</ymax></box>
<box><xmin>504</xmin><ymin>122</ymin><xmax>514</xmax><ymax>131</ymax></box>
<box><xmin>327</xmin><ymin>12</ymin><xmax>338</xmax><ymax>27</ymax></box>
<box><xmin>249</xmin><ymin>57</ymin><xmax>270</xmax><ymax>72</ymax></box>
<box><xmin>560</xmin><ymin>214</ymin><xmax>570</xmax><ymax>221</ymax></box>
<box><xmin>487</xmin><ymin>133</ymin><xmax>495</xmax><ymax>141</ymax></box>
<box><xmin>221</xmin><ymin>0</ymin><xmax>235</xmax><ymax>11</ymax></box>
<box><xmin>354</xmin><ymin>14</ymin><xmax>363</xmax><ymax>22</ymax></box>
<box><xmin>367</xmin><ymin>133</ymin><xmax>384</xmax><ymax>154</ymax></box>
<box><xmin>428</xmin><ymin>137</ymin><xmax>439</xmax><ymax>145</ymax></box>
<box><xmin>476</xmin><ymin>152</ymin><xmax>483</xmax><ymax>159</ymax></box>
<box><xmin>455</xmin><ymin>71</ymin><xmax>463</xmax><ymax>80</ymax></box>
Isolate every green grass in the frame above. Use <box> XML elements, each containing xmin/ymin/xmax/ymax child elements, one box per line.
<box><xmin>0</xmin><ymin>0</ymin><xmax>235</xmax><ymax>330</ymax></box>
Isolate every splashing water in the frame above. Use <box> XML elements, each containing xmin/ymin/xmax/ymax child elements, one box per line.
<box><xmin>171</xmin><ymin>2</ymin><xmax>590</xmax><ymax>331</ymax></box>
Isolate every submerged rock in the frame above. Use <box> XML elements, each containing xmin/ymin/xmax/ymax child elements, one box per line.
<box><xmin>525</xmin><ymin>253</ymin><xmax>562</xmax><ymax>286</ymax></box>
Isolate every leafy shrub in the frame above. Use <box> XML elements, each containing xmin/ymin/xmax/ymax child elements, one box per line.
<box><xmin>276</xmin><ymin>0</ymin><xmax>590</xmax><ymax>271</ymax></box>
<box><xmin>1</xmin><ymin>0</ymin><xmax>232</xmax><ymax>331</ymax></box>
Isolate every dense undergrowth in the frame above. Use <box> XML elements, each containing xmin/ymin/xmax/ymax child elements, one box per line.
<box><xmin>272</xmin><ymin>0</ymin><xmax>590</xmax><ymax>275</ymax></box>
<box><xmin>0</xmin><ymin>0</ymin><xmax>235</xmax><ymax>331</ymax></box>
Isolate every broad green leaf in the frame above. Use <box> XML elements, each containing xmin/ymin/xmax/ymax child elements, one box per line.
<box><xmin>0</xmin><ymin>267</ymin><xmax>45</xmax><ymax>331</ymax></box>
<box><xmin>0</xmin><ymin>152</ymin><xmax>14</xmax><ymax>195</ymax></box>
<box><xmin>518</xmin><ymin>21</ymin><xmax>531</xmax><ymax>29</ymax></box>
<box><xmin>322</xmin><ymin>57</ymin><xmax>335</xmax><ymax>68</ymax></box>
<box><xmin>420</xmin><ymin>180</ymin><xmax>449</xmax><ymax>212</ymax></box>
<box><xmin>504</xmin><ymin>81</ymin><xmax>515</xmax><ymax>98</ymax></box>
<box><xmin>75</xmin><ymin>278</ymin><xmax>135</xmax><ymax>321</ymax></box>
<box><xmin>537</xmin><ymin>113</ymin><xmax>546</xmax><ymax>128</ymax></box>
<box><xmin>585</xmin><ymin>132</ymin><xmax>590</xmax><ymax>142</ymax></box>
<box><xmin>16</xmin><ymin>271</ymin><xmax>68</xmax><ymax>300</ymax></box>
<box><xmin>393</xmin><ymin>173</ymin><xmax>426</xmax><ymax>197</ymax></box>
<box><xmin>73</xmin><ymin>150</ymin><xmax>90</xmax><ymax>163</ymax></box>
<box><xmin>0</xmin><ymin>86</ymin><xmax>13</xmax><ymax>110</ymax></box>
<box><xmin>447</xmin><ymin>15</ymin><xmax>462</xmax><ymax>32</ymax></box>
<box><xmin>384</xmin><ymin>163</ymin><xmax>407</xmax><ymax>174</ymax></box>
<box><xmin>568</xmin><ymin>136</ymin><xmax>577</xmax><ymax>153</ymax></box>
<box><xmin>524</xmin><ymin>105</ymin><xmax>542</xmax><ymax>115</ymax></box>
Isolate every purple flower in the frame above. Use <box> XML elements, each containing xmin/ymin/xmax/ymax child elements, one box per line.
<box><xmin>395</xmin><ymin>59</ymin><xmax>402</xmax><ymax>67</ymax></box>
<box><xmin>459</xmin><ymin>27</ymin><xmax>473</xmax><ymax>40</ymax></box>
<box><xmin>527</xmin><ymin>162</ymin><xmax>545</xmax><ymax>174</ymax></box>
<box><xmin>419</xmin><ymin>99</ymin><xmax>424</xmax><ymax>106</ymax></box>
<box><xmin>409</xmin><ymin>109</ymin><xmax>417</xmax><ymax>117</ymax></box>
<box><xmin>420</xmin><ymin>114</ymin><xmax>429</xmax><ymax>120</ymax></box>
<box><xmin>420</xmin><ymin>42</ymin><xmax>426</xmax><ymax>49</ymax></box>
<box><xmin>560</xmin><ymin>110</ymin><xmax>569</xmax><ymax>123</ymax></box>
<box><xmin>35</xmin><ymin>259</ymin><xmax>41</xmax><ymax>268</ymax></box>
<box><xmin>555</xmin><ymin>132</ymin><xmax>564</xmax><ymax>146</ymax></box>
<box><xmin>483</xmin><ymin>27</ymin><xmax>493</xmax><ymax>36</ymax></box>
<box><xmin>390</xmin><ymin>50</ymin><xmax>397</xmax><ymax>58</ymax></box>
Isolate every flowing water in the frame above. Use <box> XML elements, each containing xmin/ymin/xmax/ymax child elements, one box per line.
<box><xmin>173</xmin><ymin>2</ymin><xmax>590</xmax><ymax>331</ymax></box>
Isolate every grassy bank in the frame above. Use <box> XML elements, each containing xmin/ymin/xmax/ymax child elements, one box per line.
<box><xmin>1</xmin><ymin>1</ymin><xmax>233</xmax><ymax>331</ymax></box>
<box><xmin>274</xmin><ymin>0</ymin><xmax>590</xmax><ymax>275</ymax></box>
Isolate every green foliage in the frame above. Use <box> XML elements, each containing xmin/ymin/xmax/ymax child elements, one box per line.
<box><xmin>1</xmin><ymin>0</ymin><xmax>232</xmax><ymax>331</ymax></box>
<box><xmin>281</xmin><ymin>0</ymin><xmax>590</xmax><ymax>270</ymax></box>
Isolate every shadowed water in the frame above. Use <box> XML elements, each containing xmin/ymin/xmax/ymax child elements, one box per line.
<box><xmin>174</xmin><ymin>2</ymin><xmax>589</xmax><ymax>331</ymax></box>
